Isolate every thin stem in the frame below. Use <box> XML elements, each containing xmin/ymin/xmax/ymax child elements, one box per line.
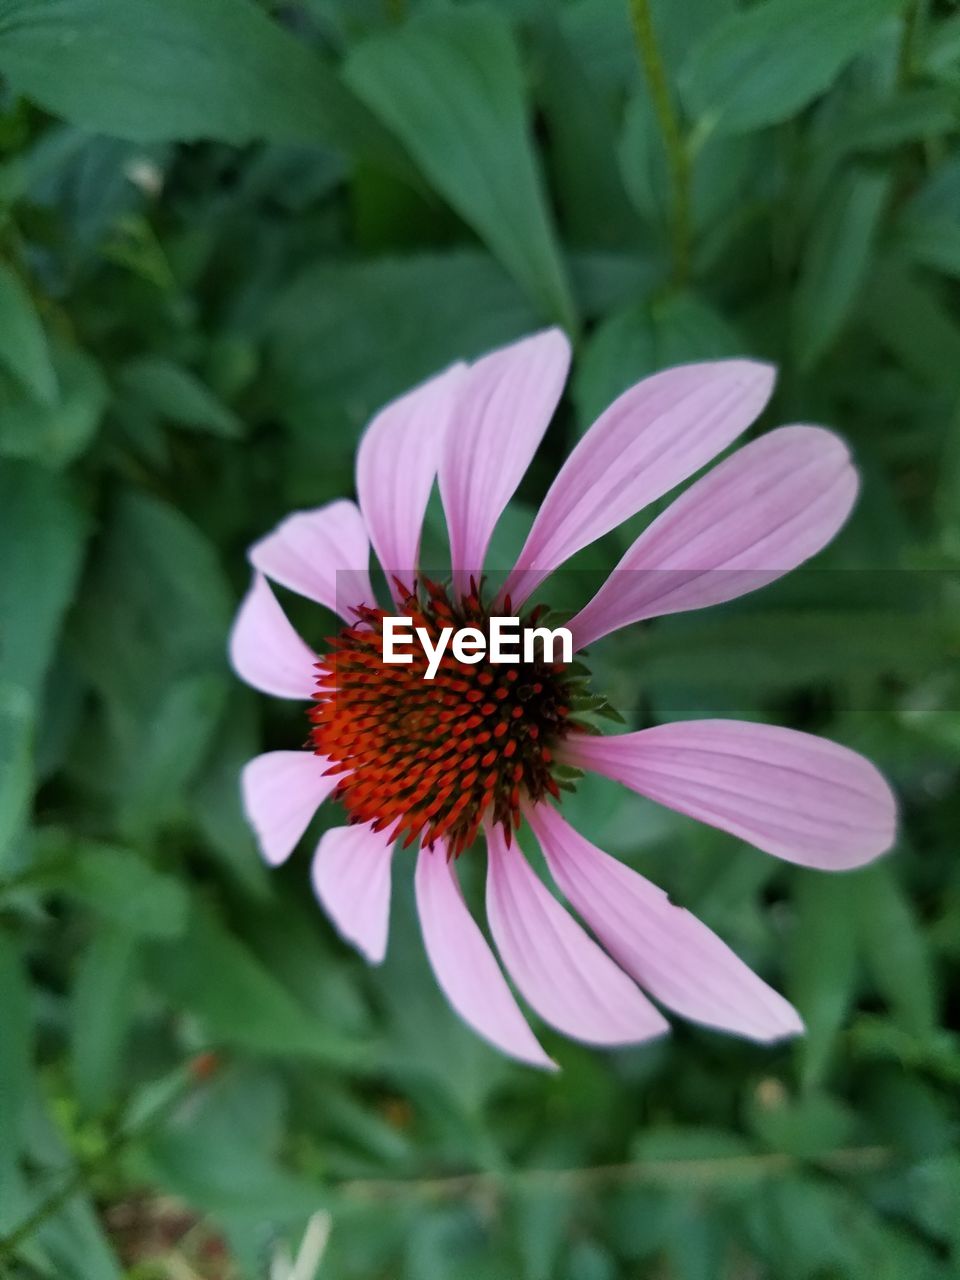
<box><xmin>337</xmin><ymin>1145</ymin><xmax>894</xmax><ymax>1205</ymax></box>
<box><xmin>628</xmin><ymin>0</ymin><xmax>693</xmax><ymax>286</ymax></box>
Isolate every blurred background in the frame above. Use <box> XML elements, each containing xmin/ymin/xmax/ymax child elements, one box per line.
<box><xmin>0</xmin><ymin>0</ymin><xmax>958</xmax><ymax>1277</ymax></box>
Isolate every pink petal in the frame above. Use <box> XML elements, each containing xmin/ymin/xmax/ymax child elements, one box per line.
<box><xmin>484</xmin><ymin>824</ymin><xmax>669</xmax><ymax>1046</ymax></box>
<box><xmin>526</xmin><ymin>802</ymin><xmax>803</xmax><ymax>1042</ymax></box>
<box><xmin>415</xmin><ymin>843</ymin><xmax>555</xmax><ymax>1070</ymax></box>
<box><xmin>357</xmin><ymin>364</ymin><xmax>466</xmax><ymax>599</ymax></box>
<box><xmin>502</xmin><ymin>360</ymin><xmax>775</xmax><ymax>607</ymax></box>
<box><xmin>312</xmin><ymin>824</ymin><xmax>394</xmax><ymax>964</ymax></box>
<box><xmin>228</xmin><ymin>573</ymin><xmax>318</xmax><ymax>699</ymax></box>
<box><xmin>439</xmin><ymin>329</ymin><xmax>571</xmax><ymax>597</ymax></box>
<box><xmin>241</xmin><ymin>751</ymin><xmax>338</xmax><ymax>867</ymax></box>
<box><xmin>569</xmin><ymin>426</ymin><xmax>858</xmax><ymax>648</ymax></box>
<box><xmin>249</xmin><ymin>500</ymin><xmax>373</xmax><ymax>621</ymax></box>
<box><xmin>564</xmin><ymin>722</ymin><xmax>896</xmax><ymax>870</ymax></box>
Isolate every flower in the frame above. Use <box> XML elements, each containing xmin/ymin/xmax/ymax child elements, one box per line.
<box><xmin>229</xmin><ymin>329</ymin><xmax>896</xmax><ymax>1070</ymax></box>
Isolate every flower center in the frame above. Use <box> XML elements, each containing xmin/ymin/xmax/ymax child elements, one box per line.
<box><xmin>309</xmin><ymin>579</ymin><xmax>579</xmax><ymax>856</ymax></box>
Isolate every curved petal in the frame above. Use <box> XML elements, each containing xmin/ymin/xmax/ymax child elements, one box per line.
<box><xmin>502</xmin><ymin>360</ymin><xmax>776</xmax><ymax>607</ymax></box>
<box><xmin>241</xmin><ymin>751</ymin><xmax>338</xmax><ymax>867</ymax></box>
<box><xmin>439</xmin><ymin>329</ymin><xmax>571</xmax><ymax>597</ymax></box>
<box><xmin>249</xmin><ymin>500</ymin><xmax>373</xmax><ymax>621</ymax></box>
<box><xmin>569</xmin><ymin>426</ymin><xmax>858</xmax><ymax>649</ymax></box>
<box><xmin>312</xmin><ymin>824</ymin><xmax>394</xmax><ymax>964</ymax></box>
<box><xmin>526</xmin><ymin>802</ymin><xmax>803</xmax><ymax>1042</ymax></box>
<box><xmin>415</xmin><ymin>843</ymin><xmax>555</xmax><ymax>1070</ymax></box>
<box><xmin>563</xmin><ymin>722</ymin><xmax>896</xmax><ymax>870</ymax></box>
<box><xmin>228</xmin><ymin>573</ymin><xmax>318</xmax><ymax>699</ymax></box>
<box><xmin>357</xmin><ymin>364</ymin><xmax>466</xmax><ymax>599</ymax></box>
<box><xmin>484</xmin><ymin>824</ymin><xmax>669</xmax><ymax>1046</ymax></box>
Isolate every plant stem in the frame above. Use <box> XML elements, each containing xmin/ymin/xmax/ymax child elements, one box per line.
<box><xmin>628</xmin><ymin>0</ymin><xmax>693</xmax><ymax>286</ymax></box>
<box><xmin>337</xmin><ymin>1145</ymin><xmax>894</xmax><ymax>1204</ymax></box>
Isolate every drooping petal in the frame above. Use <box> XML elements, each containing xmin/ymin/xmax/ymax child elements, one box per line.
<box><xmin>357</xmin><ymin>364</ymin><xmax>466</xmax><ymax>598</ymax></box>
<box><xmin>241</xmin><ymin>751</ymin><xmax>338</xmax><ymax>867</ymax></box>
<box><xmin>502</xmin><ymin>360</ymin><xmax>776</xmax><ymax>606</ymax></box>
<box><xmin>312</xmin><ymin>824</ymin><xmax>394</xmax><ymax>964</ymax></box>
<box><xmin>526</xmin><ymin>802</ymin><xmax>803</xmax><ymax>1042</ymax></box>
<box><xmin>439</xmin><ymin>329</ymin><xmax>571</xmax><ymax>597</ymax></box>
<box><xmin>484</xmin><ymin>824</ymin><xmax>669</xmax><ymax>1046</ymax></box>
<box><xmin>228</xmin><ymin>573</ymin><xmax>318</xmax><ymax>699</ymax></box>
<box><xmin>564</xmin><ymin>722</ymin><xmax>896</xmax><ymax>870</ymax></box>
<box><xmin>249</xmin><ymin>500</ymin><xmax>373</xmax><ymax>621</ymax></box>
<box><xmin>569</xmin><ymin>426</ymin><xmax>858</xmax><ymax>648</ymax></box>
<box><xmin>415</xmin><ymin>843</ymin><xmax>555</xmax><ymax>1069</ymax></box>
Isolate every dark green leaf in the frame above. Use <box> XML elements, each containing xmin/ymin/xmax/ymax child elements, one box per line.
<box><xmin>0</xmin><ymin>0</ymin><xmax>397</xmax><ymax>159</ymax></box>
<box><xmin>792</xmin><ymin>169</ymin><xmax>890</xmax><ymax>371</ymax></box>
<box><xmin>0</xmin><ymin>262</ymin><xmax>57</xmax><ymax>403</ymax></box>
<box><xmin>118</xmin><ymin>356</ymin><xmax>242</xmax><ymax>439</ymax></box>
<box><xmin>70</xmin><ymin>926</ymin><xmax>140</xmax><ymax>1114</ymax></box>
<box><xmin>345</xmin><ymin>6</ymin><xmax>575</xmax><ymax>326</ymax></box>
<box><xmin>680</xmin><ymin>0</ymin><xmax>904</xmax><ymax>135</ymax></box>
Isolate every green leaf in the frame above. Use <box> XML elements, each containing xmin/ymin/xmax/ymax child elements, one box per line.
<box><xmin>864</xmin><ymin>261</ymin><xmax>960</xmax><ymax>392</ymax></box>
<box><xmin>0</xmin><ymin>0</ymin><xmax>397</xmax><ymax>160</ymax></box>
<box><xmin>145</xmin><ymin>905</ymin><xmax>375</xmax><ymax>1067</ymax></box>
<box><xmin>118</xmin><ymin>356</ymin><xmax>242</xmax><ymax>439</ymax></box>
<box><xmin>345</xmin><ymin>5</ymin><xmax>575</xmax><ymax>327</ymax></box>
<box><xmin>0</xmin><ymin>460</ymin><xmax>88</xmax><ymax>700</ymax></box>
<box><xmin>788</xmin><ymin>873</ymin><xmax>860</xmax><ymax>1090</ymax></box>
<box><xmin>895</xmin><ymin>213</ymin><xmax>960</xmax><ymax>282</ymax></box>
<box><xmin>792</xmin><ymin>168</ymin><xmax>890</xmax><ymax>371</ymax></box>
<box><xmin>70</xmin><ymin>926</ymin><xmax>140</xmax><ymax>1114</ymax></box>
<box><xmin>680</xmin><ymin>0</ymin><xmax>904</xmax><ymax>136</ymax></box>
<box><xmin>0</xmin><ymin>684</ymin><xmax>33</xmax><ymax>863</ymax></box>
<box><xmin>0</xmin><ymin>262</ymin><xmax>57</xmax><ymax>404</ymax></box>
<box><xmin>32</xmin><ymin>833</ymin><xmax>190</xmax><ymax>938</ymax></box>
<box><xmin>0</xmin><ymin>339</ymin><xmax>108</xmax><ymax>467</ymax></box>
<box><xmin>854</xmin><ymin>863</ymin><xmax>938</xmax><ymax>1043</ymax></box>
<box><xmin>268</xmin><ymin>250</ymin><xmax>539</xmax><ymax>444</ymax></box>
<box><xmin>0</xmin><ymin>933</ymin><xmax>32</xmax><ymax>1212</ymax></box>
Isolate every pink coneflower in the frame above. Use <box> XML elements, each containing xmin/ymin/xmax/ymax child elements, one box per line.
<box><xmin>229</xmin><ymin>330</ymin><xmax>895</xmax><ymax>1069</ymax></box>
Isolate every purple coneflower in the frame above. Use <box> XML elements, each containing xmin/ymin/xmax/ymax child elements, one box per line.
<box><xmin>229</xmin><ymin>330</ymin><xmax>895</xmax><ymax>1069</ymax></box>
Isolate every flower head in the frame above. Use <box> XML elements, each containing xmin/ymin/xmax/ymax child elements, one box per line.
<box><xmin>230</xmin><ymin>330</ymin><xmax>896</xmax><ymax>1069</ymax></box>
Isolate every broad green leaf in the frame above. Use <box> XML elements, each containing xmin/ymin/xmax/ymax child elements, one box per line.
<box><xmin>0</xmin><ymin>933</ymin><xmax>32</xmax><ymax>1210</ymax></box>
<box><xmin>0</xmin><ymin>339</ymin><xmax>108</xmax><ymax>467</ymax></box>
<box><xmin>0</xmin><ymin>0</ymin><xmax>397</xmax><ymax>160</ymax></box>
<box><xmin>854</xmin><ymin>863</ymin><xmax>938</xmax><ymax>1043</ymax></box>
<box><xmin>142</xmin><ymin>1069</ymin><xmax>327</xmax><ymax>1219</ymax></box>
<box><xmin>0</xmin><ymin>262</ymin><xmax>57</xmax><ymax>403</ymax></box>
<box><xmin>747</xmin><ymin>1088</ymin><xmax>855</xmax><ymax>1157</ymax></box>
<box><xmin>268</xmin><ymin>250</ymin><xmax>538</xmax><ymax>445</ymax></box>
<box><xmin>145</xmin><ymin>905</ymin><xmax>375</xmax><ymax>1067</ymax></box>
<box><xmin>865</xmin><ymin>261</ymin><xmax>960</xmax><ymax>392</ymax></box>
<box><xmin>0</xmin><ymin>684</ymin><xmax>33</xmax><ymax>863</ymax></box>
<box><xmin>345</xmin><ymin>6</ymin><xmax>575</xmax><ymax>326</ymax></box>
<box><xmin>792</xmin><ymin>169</ymin><xmax>890</xmax><ymax>371</ymax></box>
<box><xmin>788</xmin><ymin>873</ymin><xmax>860</xmax><ymax>1090</ymax></box>
<box><xmin>118</xmin><ymin>356</ymin><xmax>242</xmax><ymax>439</ymax></box>
<box><xmin>70</xmin><ymin>491</ymin><xmax>230</xmax><ymax>727</ymax></box>
<box><xmin>70</xmin><ymin>926</ymin><xmax>140</xmax><ymax>1114</ymax></box>
<box><xmin>0</xmin><ymin>460</ymin><xmax>88</xmax><ymax>700</ymax></box>
<box><xmin>31</xmin><ymin>833</ymin><xmax>189</xmax><ymax>938</ymax></box>
<box><xmin>534</xmin><ymin>13</ymin><xmax>640</xmax><ymax>248</ymax></box>
<box><xmin>680</xmin><ymin>0</ymin><xmax>904</xmax><ymax>136</ymax></box>
<box><xmin>895</xmin><ymin>213</ymin><xmax>960</xmax><ymax>282</ymax></box>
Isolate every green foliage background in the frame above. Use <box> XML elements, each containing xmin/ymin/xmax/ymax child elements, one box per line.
<box><xmin>0</xmin><ymin>0</ymin><xmax>958</xmax><ymax>1276</ymax></box>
